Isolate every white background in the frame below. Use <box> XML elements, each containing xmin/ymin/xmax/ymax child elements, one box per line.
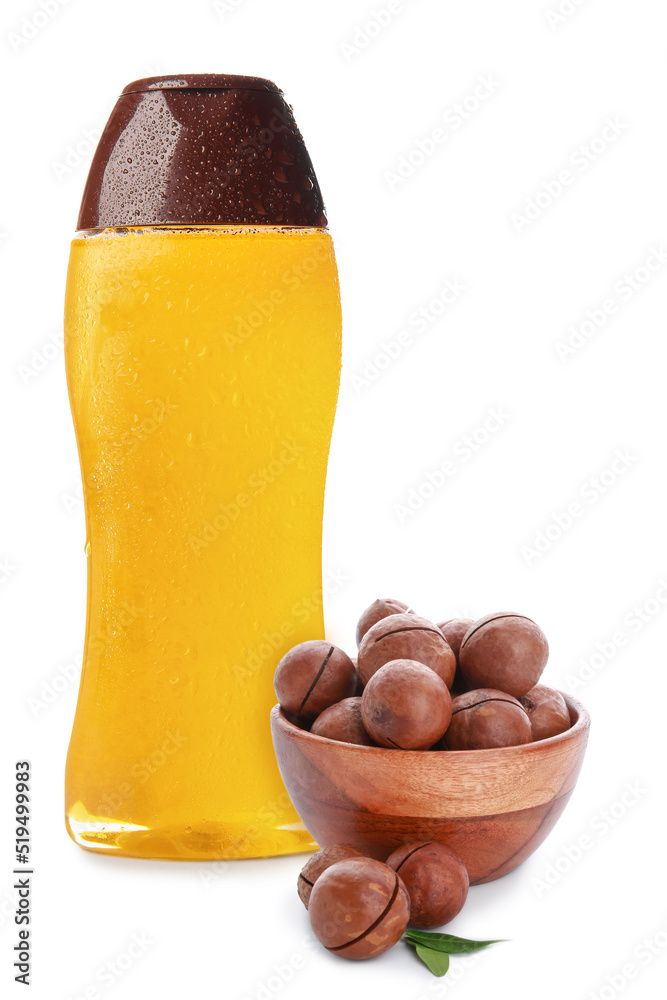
<box><xmin>2</xmin><ymin>0</ymin><xmax>667</xmax><ymax>998</ymax></box>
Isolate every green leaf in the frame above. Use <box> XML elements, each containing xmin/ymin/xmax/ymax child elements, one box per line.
<box><xmin>405</xmin><ymin>929</ymin><xmax>506</xmax><ymax>954</ymax></box>
<box><xmin>415</xmin><ymin>944</ymin><xmax>450</xmax><ymax>977</ymax></box>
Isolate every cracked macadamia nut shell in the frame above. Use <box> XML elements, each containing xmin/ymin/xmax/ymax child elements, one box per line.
<box><xmin>308</xmin><ymin>858</ymin><xmax>410</xmax><ymax>959</ymax></box>
<box><xmin>297</xmin><ymin>844</ymin><xmax>366</xmax><ymax>909</ymax></box>
<box><xmin>459</xmin><ymin>613</ymin><xmax>549</xmax><ymax>698</ymax></box>
<box><xmin>356</xmin><ymin>598</ymin><xmax>411</xmax><ymax>646</ymax></box>
<box><xmin>361</xmin><ymin>659</ymin><xmax>452</xmax><ymax>750</ymax></box>
<box><xmin>274</xmin><ymin>641</ymin><xmax>356</xmax><ymax>723</ymax></box>
<box><xmin>436</xmin><ymin>618</ymin><xmax>475</xmax><ymax>662</ymax></box>
<box><xmin>445</xmin><ymin>688</ymin><xmax>532</xmax><ymax>750</ymax></box>
<box><xmin>310</xmin><ymin>697</ymin><xmax>376</xmax><ymax>746</ymax></box>
<box><xmin>386</xmin><ymin>841</ymin><xmax>469</xmax><ymax>928</ymax></box>
<box><xmin>437</xmin><ymin>617</ymin><xmax>475</xmax><ymax>694</ymax></box>
<box><xmin>520</xmin><ymin>684</ymin><xmax>571</xmax><ymax>741</ymax></box>
<box><xmin>358</xmin><ymin>614</ymin><xmax>456</xmax><ymax>688</ymax></box>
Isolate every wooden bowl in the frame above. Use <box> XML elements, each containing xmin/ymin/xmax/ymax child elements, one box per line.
<box><xmin>270</xmin><ymin>693</ymin><xmax>590</xmax><ymax>884</ymax></box>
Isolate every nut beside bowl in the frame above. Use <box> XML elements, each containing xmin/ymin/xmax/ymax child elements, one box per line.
<box><xmin>270</xmin><ymin>693</ymin><xmax>590</xmax><ymax>885</ymax></box>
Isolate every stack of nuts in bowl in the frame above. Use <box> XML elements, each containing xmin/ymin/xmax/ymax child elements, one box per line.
<box><xmin>273</xmin><ymin>598</ymin><xmax>573</xmax><ymax>961</ymax></box>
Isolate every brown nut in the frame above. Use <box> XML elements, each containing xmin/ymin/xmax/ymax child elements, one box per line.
<box><xmin>519</xmin><ymin>684</ymin><xmax>571</xmax><ymax>741</ymax></box>
<box><xmin>436</xmin><ymin>618</ymin><xmax>474</xmax><ymax>661</ymax></box>
<box><xmin>445</xmin><ymin>688</ymin><xmax>531</xmax><ymax>750</ymax></box>
<box><xmin>386</xmin><ymin>841</ymin><xmax>469</xmax><ymax>928</ymax></box>
<box><xmin>311</xmin><ymin>697</ymin><xmax>376</xmax><ymax>746</ymax></box>
<box><xmin>429</xmin><ymin>735</ymin><xmax>450</xmax><ymax>751</ymax></box>
<box><xmin>350</xmin><ymin>657</ymin><xmax>365</xmax><ymax>696</ymax></box>
<box><xmin>308</xmin><ymin>857</ymin><xmax>410</xmax><ymax>959</ymax></box>
<box><xmin>274</xmin><ymin>640</ymin><xmax>356</xmax><ymax>723</ymax></box>
<box><xmin>437</xmin><ymin>617</ymin><xmax>475</xmax><ymax>694</ymax></box>
<box><xmin>459</xmin><ymin>612</ymin><xmax>549</xmax><ymax>698</ymax></box>
<box><xmin>356</xmin><ymin>598</ymin><xmax>412</xmax><ymax>646</ymax></box>
<box><xmin>358</xmin><ymin>614</ymin><xmax>456</xmax><ymax>688</ymax></box>
<box><xmin>297</xmin><ymin>844</ymin><xmax>366</xmax><ymax>909</ymax></box>
<box><xmin>361</xmin><ymin>659</ymin><xmax>452</xmax><ymax>750</ymax></box>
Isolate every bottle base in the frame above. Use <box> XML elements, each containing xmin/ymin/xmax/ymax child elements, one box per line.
<box><xmin>65</xmin><ymin>809</ymin><xmax>318</xmax><ymax>861</ymax></box>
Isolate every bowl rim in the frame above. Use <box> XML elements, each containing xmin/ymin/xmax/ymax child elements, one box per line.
<box><xmin>271</xmin><ymin>690</ymin><xmax>590</xmax><ymax>756</ymax></box>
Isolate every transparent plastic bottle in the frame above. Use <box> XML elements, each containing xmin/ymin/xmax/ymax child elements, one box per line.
<box><xmin>64</xmin><ymin>76</ymin><xmax>341</xmax><ymax>860</ymax></box>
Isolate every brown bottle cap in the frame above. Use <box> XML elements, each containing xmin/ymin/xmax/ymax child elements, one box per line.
<box><xmin>77</xmin><ymin>74</ymin><xmax>327</xmax><ymax>230</ymax></box>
